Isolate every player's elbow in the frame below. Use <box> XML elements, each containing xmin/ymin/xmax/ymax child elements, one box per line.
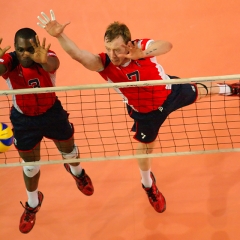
<box><xmin>164</xmin><ymin>41</ymin><xmax>173</xmax><ymax>53</ymax></box>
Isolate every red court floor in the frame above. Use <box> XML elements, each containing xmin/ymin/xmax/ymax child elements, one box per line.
<box><xmin>0</xmin><ymin>1</ymin><xmax>240</xmax><ymax>240</ymax></box>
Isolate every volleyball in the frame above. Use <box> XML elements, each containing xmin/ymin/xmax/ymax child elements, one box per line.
<box><xmin>0</xmin><ymin>122</ymin><xmax>14</xmax><ymax>152</ymax></box>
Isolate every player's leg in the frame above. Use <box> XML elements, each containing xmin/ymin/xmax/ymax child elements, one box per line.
<box><xmin>10</xmin><ymin>107</ymin><xmax>44</xmax><ymax>234</ymax></box>
<box><xmin>53</xmin><ymin>137</ymin><xmax>94</xmax><ymax>196</ymax></box>
<box><xmin>131</xmin><ymin>119</ymin><xmax>166</xmax><ymax>213</ymax></box>
<box><xmin>44</xmin><ymin>99</ymin><xmax>94</xmax><ymax>195</ymax></box>
<box><xmin>20</xmin><ymin>144</ymin><xmax>41</xmax><ymax>194</ymax></box>
<box><xmin>196</xmin><ymin>82</ymin><xmax>218</xmax><ymax>100</ymax></box>
<box><xmin>18</xmin><ymin>146</ymin><xmax>44</xmax><ymax>234</ymax></box>
<box><xmin>196</xmin><ymin>81</ymin><xmax>240</xmax><ymax>100</ymax></box>
<box><xmin>136</xmin><ymin>141</ymin><xmax>155</xmax><ymax>186</ymax></box>
<box><xmin>54</xmin><ymin>137</ymin><xmax>82</xmax><ymax>176</ymax></box>
<box><xmin>128</xmin><ymin>83</ymin><xmax>197</xmax><ymax>213</ymax></box>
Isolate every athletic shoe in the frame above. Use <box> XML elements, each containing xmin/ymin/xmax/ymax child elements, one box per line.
<box><xmin>219</xmin><ymin>82</ymin><xmax>240</xmax><ymax>96</ymax></box>
<box><xmin>228</xmin><ymin>82</ymin><xmax>240</xmax><ymax>96</ymax></box>
<box><xmin>19</xmin><ymin>191</ymin><xmax>44</xmax><ymax>234</ymax></box>
<box><xmin>142</xmin><ymin>172</ymin><xmax>166</xmax><ymax>213</ymax></box>
<box><xmin>64</xmin><ymin>164</ymin><xmax>94</xmax><ymax>196</ymax></box>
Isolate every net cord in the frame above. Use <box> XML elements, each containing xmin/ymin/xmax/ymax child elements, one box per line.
<box><xmin>0</xmin><ymin>74</ymin><xmax>240</xmax><ymax>96</ymax></box>
<box><xmin>1</xmin><ymin>148</ymin><xmax>240</xmax><ymax>168</ymax></box>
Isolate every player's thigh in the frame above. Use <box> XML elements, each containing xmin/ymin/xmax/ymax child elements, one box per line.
<box><xmin>53</xmin><ymin>136</ymin><xmax>75</xmax><ymax>153</ymax></box>
<box><xmin>133</xmin><ymin>118</ymin><xmax>165</xmax><ymax>143</ymax></box>
<box><xmin>162</xmin><ymin>84</ymin><xmax>197</xmax><ymax>111</ymax></box>
<box><xmin>18</xmin><ymin>143</ymin><xmax>41</xmax><ymax>162</ymax></box>
<box><xmin>43</xmin><ymin>99</ymin><xmax>74</xmax><ymax>142</ymax></box>
<box><xmin>10</xmin><ymin>108</ymin><xmax>43</xmax><ymax>152</ymax></box>
<box><xmin>44</xmin><ymin>117</ymin><xmax>74</xmax><ymax>139</ymax></box>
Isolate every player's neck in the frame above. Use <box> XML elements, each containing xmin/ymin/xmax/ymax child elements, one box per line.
<box><xmin>121</xmin><ymin>59</ymin><xmax>131</xmax><ymax>67</ymax></box>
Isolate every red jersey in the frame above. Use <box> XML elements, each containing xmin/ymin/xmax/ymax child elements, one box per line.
<box><xmin>98</xmin><ymin>39</ymin><xmax>172</xmax><ymax>113</ymax></box>
<box><xmin>0</xmin><ymin>50</ymin><xmax>57</xmax><ymax>116</ymax></box>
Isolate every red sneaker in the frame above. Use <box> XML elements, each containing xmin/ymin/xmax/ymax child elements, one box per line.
<box><xmin>19</xmin><ymin>191</ymin><xmax>44</xmax><ymax>234</ymax></box>
<box><xmin>64</xmin><ymin>164</ymin><xmax>94</xmax><ymax>196</ymax></box>
<box><xmin>228</xmin><ymin>82</ymin><xmax>240</xmax><ymax>96</ymax></box>
<box><xmin>219</xmin><ymin>82</ymin><xmax>240</xmax><ymax>96</ymax></box>
<box><xmin>142</xmin><ymin>172</ymin><xmax>166</xmax><ymax>213</ymax></box>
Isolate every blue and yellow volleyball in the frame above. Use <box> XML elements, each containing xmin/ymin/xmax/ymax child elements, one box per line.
<box><xmin>0</xmin><ymin>122</ymin><xmax>13</xmax><ymax>152</ymax></box>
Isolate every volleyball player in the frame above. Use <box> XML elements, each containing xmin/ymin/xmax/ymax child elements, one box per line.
<box><xmin>37</xmin><ymin>10</ymin><xmax>240</xmax><ymax>214</ymax></box>
<box><xmin>0</xmin><ymin>28</ymin><xmax>94</xmax><ymax>234</ymax></box>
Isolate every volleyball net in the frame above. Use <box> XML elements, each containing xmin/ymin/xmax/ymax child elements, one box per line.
<box><xmin>0</xmin><ymin>74</ymin><xmax>240</xmax><ymax>168</ymax></box>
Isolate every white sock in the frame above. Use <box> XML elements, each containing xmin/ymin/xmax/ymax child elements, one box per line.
<box><xmin>69</xmin><ymin>164</ymin><xmax>83</xmax><ymax>177</ymax></box>
<box><xmin>26</xmin><ymin>189</ymin><xmax>39</xmax><ymax>208</ymax></box>
<box><xmin>218</xmin><ymin>84</ymin><xmax>232</xmax><ymax>95</ymax></box>
<box><xmin>140</xmin><ymin>169</ymin><xmax>152</xmax><ymax>188</ymax></box>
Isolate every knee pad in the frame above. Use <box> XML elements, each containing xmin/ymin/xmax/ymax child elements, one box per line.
<box><xmin>60</xmin><ymin>144</ymin><xmax>79</xmax><ymax>159</ymax></box>
<box><xmin>22</xmin><ymin>160</ymin><xmax>40</xmax><ymax>178</ymax></box>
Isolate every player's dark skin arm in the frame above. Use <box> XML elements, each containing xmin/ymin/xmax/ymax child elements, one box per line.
<box><xmin>0</xmin><ymin>38</ymin><xmax>11</xmax><ymax>76</ymax></box>
<box><xmin>0</xmin><ymin>64</ymin><xmax>7</xmax><ymax>76</ymax></box>
<box><xmin>40</xmin><ymin>55</ymin><xmax>59</xmax><ymax>72</ymax></box>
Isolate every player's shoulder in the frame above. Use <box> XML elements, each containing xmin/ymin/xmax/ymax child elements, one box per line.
<box><xmin>98</xmin><ymin>52</ymin><xmax>111</xmax><ymax>69</ymax></box>
<box><xmin>0</xmin><ymin>51</ymin><xmax>19</xmax><ymax>72</ymax></box>
<box><xmin>133</xmin><ymin>39</ymin><xmax>154</xmax><ymax>49</ymax></box>
<box><xmin>1</xmin><ymin>51</ymin><xmax>17</xmax><ymax>61</ymax></box>
<box><xmin>132</xmin><ymin>38</ymin><xmax>153</xmax><ymax>42</ymax></box>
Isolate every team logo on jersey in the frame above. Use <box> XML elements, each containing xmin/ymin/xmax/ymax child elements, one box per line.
<box><xmin>141</xmin><ymin>133</ymin><xmax>146</xmax><ymax>139</ymax></box>
<box><xmin>158</xmin><ymin>106</ymin><xmax>163</xmax><ymax>112</ymax></box>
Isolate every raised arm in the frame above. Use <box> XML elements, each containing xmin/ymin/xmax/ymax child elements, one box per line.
<box><xmin>0</xmin><ymin>38</ymin><xmax>11</xmax><ymax>76</ymax></box>
<box><xmin>144</xmin><ymin>40</ymin><xmax>172</xmax><ymax>57</ymax></box>
<box><xmin>37</xmin><ymin>10</ymin><xmax>103</xmax><ymax>72</ymax></box>
<box><xmin>56</xmin><ymin>33</ymin><xmax>103</xmax><ymax>71</ymax></box>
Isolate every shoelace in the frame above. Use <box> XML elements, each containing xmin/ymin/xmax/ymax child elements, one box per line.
<box><xmin>146</xmin><ymin>188</ymin><xmax>158</xmax><ymax>202</ymax></box>
<box><xmin>79</xmin><ymin>175</ymin><xmax>88</xmax><ymax>187</ymax></box>
<box><xmin>20</xmin><ymin>201</ymin><xmax>35</xmax><ymax>221</ymax></box>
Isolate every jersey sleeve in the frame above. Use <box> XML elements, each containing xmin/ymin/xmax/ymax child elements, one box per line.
<box><xmin>97</xmin><ymin>53</ymin><xmax>110</xmax><ymax>81</ymax></box>
<box><xmin>134</xmin><ymin>38</ymin><xmax>154</xmax><ymax>51</ymax></box>
<box><xmin>47</xmin><ymin>50</ymin><xmax>57</xmax><ymax>58</ymax></box>
<box><xmin>47</xmin><ymin>50</ymin><xmax>58</xmax><ymax>74</ymax></box>
<box><xmin>98</xmin><ymin>53</ymin><xmax>107</xmax><ymax>67</ymax></box>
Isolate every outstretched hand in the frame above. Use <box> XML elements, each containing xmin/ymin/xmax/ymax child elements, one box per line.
<box><xmin>37</xmin><ymin>10</ymin><xmax>70</xmax><ymax>37</ymax></box>
<box><xmin>24</xmin><ymin>35</ymin><xmax>50</xmax><ymax>64</ymax></box>
<box><xmin>117</xmin><ymin>41</ymin><xmax>145</xmax><ymax>60</ymax></box>
<box><xmin>0</xmin><ymin>38</ymin><xmax>11</xmax><ymax>58</ymax></box>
